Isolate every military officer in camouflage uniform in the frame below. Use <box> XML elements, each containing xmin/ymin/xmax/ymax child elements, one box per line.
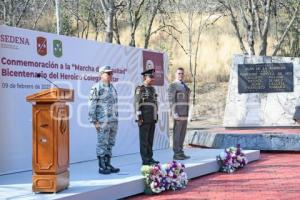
<box><xmin>88</xmin><ymin>65</ymin><xmax>120</xmax><ymax>174</ymax></box>
<box><xmin>134</xmin><ymin>68</ymin><xmax>160</xmax><ymax>165</ymax></box>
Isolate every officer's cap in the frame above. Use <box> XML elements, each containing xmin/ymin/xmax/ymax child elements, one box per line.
<box><xmin>141</xmin><ymin>68</ymin><xmax>155</xmax><ymax>76</ymax></box>
<box><xmin>99</xmin><ymin>65</ymin><xmax>113</xmax><ymax>74</ymax></box>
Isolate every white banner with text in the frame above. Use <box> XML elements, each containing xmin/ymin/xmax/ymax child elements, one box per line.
<box><xmin>0</xmin><ymin>25</ymin><xmax>169</xmax><ymax>174</ymax></box>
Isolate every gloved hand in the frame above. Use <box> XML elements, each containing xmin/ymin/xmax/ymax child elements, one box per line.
<box><xmin>173</xmin><ymin>113</ymin><xmax>179</xmax><ymax>120</ymax></box>
<box><xmin>138</xmin><ymin>119</ymin><xmax>144</xmax><ymax>126</ymax></box>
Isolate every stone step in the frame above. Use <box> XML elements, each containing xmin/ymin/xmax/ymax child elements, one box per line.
<box><xmin>187</xmin><ymin>129</ymin><xmax>300</xmax><ymax>151</ymax></box>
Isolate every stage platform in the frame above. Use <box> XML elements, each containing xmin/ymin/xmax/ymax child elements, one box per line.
<box><xmin>187</xmin><ymin>128</ymin><xmax>300</xmax><ymax>151</ymax></box>
<box><xmin>0</xmin><ymin>148</ymin><xmax>260</xmax><ymax>200</ymax></box>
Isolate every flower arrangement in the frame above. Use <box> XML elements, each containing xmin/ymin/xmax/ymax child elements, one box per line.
<box><xmin>141</xmin><ymin>164</ymin><xmax>166</xmax><ymax>194</ymax></box>
<box><xmin>141</xmin><ymin>161</ymin><xmax>188</xmax><ymax>194</ymax></box>
<box><xmin>216</xmin><ymin>144</ymin><xmax>248</xmax><ymax>173</ymax></box>
<box><xmin>164</xmin><ymin>161</ymin><xmax>188</xmax><ymax>191</ymax></box>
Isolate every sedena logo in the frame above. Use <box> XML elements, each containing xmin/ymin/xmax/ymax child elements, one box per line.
<box><xmin>0</xmin><ymin>34</ymin><xmax>30</xmax><ymax>45</ymax></box>
<box><xmin>37</xmin><ymin>36</ymin><xmax>47</xmax><ymax>56</ymax></box>
<box><xmin>53</xmin><ymin>39</ymin><xmax>62</xmax><ymax>58</ymax></box>
<box><xmin>36</xmin><ymin>37</ymin><xmax>63</xmax><ymax>58</ymax></box>
<box><xmin>0</xmin><ymin>34</ymin><xmax>30</xmax><ymax>50</ymax></box>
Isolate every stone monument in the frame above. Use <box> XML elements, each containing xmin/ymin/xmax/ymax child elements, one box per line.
<box><xmin>224</xmin><ymin>55</ymin><xmax>300</xmax><ymax>127</ymax></box>
<box><xmin>188</xmin><ymin>55</ymin><xmax>300</xmax><ymax>151</ymax></box>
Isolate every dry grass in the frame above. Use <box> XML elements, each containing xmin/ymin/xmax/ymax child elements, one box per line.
<box><xmin>39</xmin><ymin>11</ymin><xmax>279</xmax><ymax>84</ymax></box>
<box><xmin>90</xmin><ymin>15</ymin><xmax>240</xmax><ymax>83</ymax></box>
<box><xmin>61</xmin><ymin>12</ymin><xmax>244</xmax><ymax>89</ymax></box>
<box><xmin>190</xmin><ymin>82</ymin><xmax>228</xmax><ymax>127</ymax></box>
<box><xmin>148</xmin><ymin>16</ymin><xmax>241</xmax><ymax>83</ymax></box>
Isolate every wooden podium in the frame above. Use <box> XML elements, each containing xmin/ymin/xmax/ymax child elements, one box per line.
<box><xmin>26</xmin><ymin>88</ymin><xmax>74</xmax><ymax>193</ymax></box>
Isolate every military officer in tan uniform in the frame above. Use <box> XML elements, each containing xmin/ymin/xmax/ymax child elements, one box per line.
<box><xmin>134</xmin><ymin>68</ymin><xmax>160</xmax><ymax>165</ymax></box>
<box><xmin>168</xmin><ymin>67</ymin><xmax>191</xmax><ymax>160</ymax></box>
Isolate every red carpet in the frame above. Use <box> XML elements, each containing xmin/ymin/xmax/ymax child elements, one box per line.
<box><xmin>127</xmin><ymin>153</ymin><xmax>300</xmax><ymax>200</ymax></box>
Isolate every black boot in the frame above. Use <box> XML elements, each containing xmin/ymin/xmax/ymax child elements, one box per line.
<box><xmin>105</xmin><ymin>155</ymin><xmax>120</xmax><ymax>173</ymax></box>
<box><xmin>149</xmin><ymin>158</ymin><xmax>160</xmax><ymax>164</ymax></box>
<box><xmin>97</xmin><ymin>156</ymin><xmax>111</xmax><ymax>174</ymax></box>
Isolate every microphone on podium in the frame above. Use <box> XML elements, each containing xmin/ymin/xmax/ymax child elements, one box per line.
<box><xmin>36</xmin><ymin>73</ymin><xmax>60</xmax><ymax>88</ymax></box>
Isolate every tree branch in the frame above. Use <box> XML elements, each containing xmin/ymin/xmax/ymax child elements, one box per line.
<box><xmin>150</xmin><ymin>24</ymin><xmax>181</xmax><ymax>36</ymax></box>
<box><xmin>259</xmin><ymin>0</ymin><xmax>272</xmax><ymax>55</ymax></box>
<box><xmin>100</xmin><ymin>0</ymin><xmax>108</xmax><ymax>11</ymax></box>
<box><xmin>253</xmin><ymin>0</ymin><xmax>262</xmax><ymax>37</ymax></box>
<box><xmin>175</xmin><ymin>1</ymin><xmax>189</xmax><ymax>29</ymax></box>
<box><xmin>144</xmin><ymin>0</ymin><xmax>163</xmax><ymax>48</ymax></box>
<box><xmin>162</xmin><ymin>29</ymin><xmax>188</xmax><ymax>55</ymax></box>
<box><xmin>272</xmin><ymin>0</ymin><xmax>300</xmax><ymax>56</ymax></box>
<box><xmin>219</xmin><ymin>0</ymin><xmax>248</xmax><ymax>54</ymax></box>
<box><xmin>261</xmin><ymin>0</ymin><xmax>271</xmax><ymax>38</ymax></box>
<box><xmin>16</xmin><ymin>0</ymin><xmax>30</xmax><ymax>26</ymax></box>
<box><xmin>238</xmin><ymin>1</ymin><xmax>249</xmax><ymax>28</ymax></box>
<box><xmin>32</xmin><ymin>0</ymin><xmax>50</xmax><ymax>29</ymax></box>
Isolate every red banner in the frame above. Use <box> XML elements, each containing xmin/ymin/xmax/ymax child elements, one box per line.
<box><xmin>142</xmin><ymin>51</ymin><xmax>164</xmax><ymax>86</ymax></box>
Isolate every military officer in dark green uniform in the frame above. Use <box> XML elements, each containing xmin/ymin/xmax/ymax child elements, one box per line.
<box><xmin>134</xmin><ymin>68</ymin><xmax>160</xmax><ymax>165</ymax></box>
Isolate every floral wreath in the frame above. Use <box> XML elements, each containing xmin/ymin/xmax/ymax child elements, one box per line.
<box><xmin>141</xmin><ymin>161</ymin><xmax>188</xmax><ymax>194</ymax></box>
<box><xmin>216</xmin><ymin>144</ymin><xmax>248</xmax><ymax>173</ymax></box>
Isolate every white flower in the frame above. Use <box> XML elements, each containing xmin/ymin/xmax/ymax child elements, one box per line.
<box><xmin>236</xmin><ymin>155</ymin><xmax>242</xmax><ymax>162</ymax></box>
<box><xmin>233</xmin><ymin>162</ymin><xmax>240</xmax><ymax>168</ymax></box>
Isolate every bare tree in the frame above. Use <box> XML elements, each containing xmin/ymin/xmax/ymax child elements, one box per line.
<box><xmin>80</xmin><ymin>0</ymin><xmax>107</xmax><ymax>41</ymax></box>
<box><xmin>169</xmin><ymin>0</ymin><xmax>222</xmax><ymax>105</ymax></box>
<box><xmin>112</xmin><ymin>1</ymin><xmax>126</xmax><ymax>44</ymax></box>
<box><xmin>143</xmin><ymin>0</ymin><xmax>164</xmax><ymax>49</ymax></box>
<box><xmin>1</xmin><ymin>0</ymin><xmax>32</xmax><ymax>27</ymax></box>
<box><xmin>218</xmin><ymin>0</ymin><xmax>271</xmax><ymax>55</ymax></box>
<box><xmin>63</xmin><ymin>0</ymin><xmax>86</xmax><ymax>38</ymax></box>
<box><xmin>84</xmin><ymin>0</ymin><xmax>95</xmax><ymax>38</ymax></box>
<box><xmin>280</xmin><ymin>1</ymin><xmax>300</xmax><ymax>57</ymax></box>
<box><xmin>127</xmin><ymin>0</ymin><xmax>146</xmax><ymax>47</ymax></box>
<box><xmin>219</xmin><ymin>0</ymin><xmax>299</xmax><ymax>56</ymax></box>
<box><xmin>75</xmin><ymin>0</ymin><xmax>81</xmax><ymax>37</ymax></box>
<box><xmin>100</xmin><ymin>0</ymin><xmax>115</xmax><ymax>43</ymax></box>
<box><xmin>15</xmin><ymin>0</ymin><xmax>30</xmax><ymax>26</ymax></box>
<box><xmin>255</xmin><ymin>0</ymin><xmax>272</xmax><ymax>55</ymax></box>
<box><xmin>113</xmin><ymin>10</ymin><xmax>121</xmax><ymax>44</ymax></box>
<box><xmin>32</xmin><ymin>0</ymin><xmax>50</xmax><ymax>29</ymax></box>
<box><xmin>272</xmin><ymin>0</ymin><xmax>300</xmax><ymax>56</ymax></box>
<box><xmin>222</xmin><ymin>0</ymin><xmax>248</xmax><ymax>54</ymax></box>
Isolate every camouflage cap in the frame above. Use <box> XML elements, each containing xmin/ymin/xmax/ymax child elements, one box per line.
<box><xmin>99</xmin><ymin>65</ymin><xmax>113</xmax><ymax>74</ymax></box>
